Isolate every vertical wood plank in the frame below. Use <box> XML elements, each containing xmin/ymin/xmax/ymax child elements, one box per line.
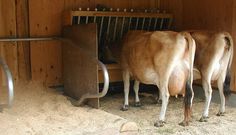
<box><xmin>16</xmin><ymin>0</ymin><xmax>31</xmax><ymax>81</ymax></box>
<box><xmin>160</xmin><ymin>0</ymin><xmax>183</xmax><ymax>30</ymax></box>
<box><xmin>232</xmin><ymin>0</ymin><xmax>236</xmax><ymax>91</ymax></box>
<box><xmin>0</xmin><ymin>0</ymin><xmax>18</xmax><ymax>85</ymax></box>
<box><xmin>29</xmin><ymin>0</ymin><xmax>64</xmax><ymax>85</ymax></box>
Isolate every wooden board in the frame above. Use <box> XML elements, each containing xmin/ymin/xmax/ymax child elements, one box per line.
<box><xmin>29</xmin><ymin>0</ymin><xmax>64</xmax><ymax>86</ymax></box>
<box><xmin>16</xmin><ymin>0</ymin><xmax>31</xmax><ymax>81</ymax></box>
<box><xmin>98</xmin><ymin>64</ymin><xmax>122</xmax><ymax>83</ymax></box>
<box><xmin>0</xmin><ymin>0</ymin><xmax>18</xmax><ymax>85</ymax></box>
<box><xmin>160</xmin><ymin>0</ymin><xmax>183</xmax><ymax>30</ymax></box>
<box><xmin>232</xmin><ymin>0</ymin><xmax>236</xmax><ymax>91</ymax></box>
<box><xmin>62</xmin><ymin>24</ymin><xmax>99</xmax><ymax>108</ymax></box>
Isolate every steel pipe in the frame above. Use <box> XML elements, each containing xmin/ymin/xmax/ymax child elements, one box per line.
<box><xmin>0</xmin><ymin>57</ymin><xmax>14</xmax><ymax>108</ymax></box>
<box><xmin>75</xmin><ymin>60</ymin><xmax>109</xmax><ymax>106</ymax></box>
<box><xmin>0</xmin><ymin>37</ymin><xmax>57</xmax><ymax>42</ymax></box>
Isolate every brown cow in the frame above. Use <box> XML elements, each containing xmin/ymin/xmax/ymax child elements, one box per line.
<box><xmin>189</xmin><ymin>31</ymin><xmax>233</xmax><ymax>122</ymax></box>
<box><xmin>120</xmin><ymin>30</ymin><xmax>196</xmax><ymax>127</ymax></box>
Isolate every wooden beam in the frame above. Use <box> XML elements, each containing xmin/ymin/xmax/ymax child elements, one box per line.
<box><xmin>29</xmin><ymin>0</ymin><xmax>64</xmax><ymax>86</ymax></box>
<box><xmin>16</xmin><ymin>0</ymin><xmax>31</xmax><ymax>81</ymax></box>
<box><xmin>0</xmin><ymin>0</ymin><xmax>18</xmax><ymax>85</ymax></box>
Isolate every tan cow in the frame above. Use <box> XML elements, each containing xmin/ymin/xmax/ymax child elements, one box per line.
<box><xmin>189</xmin><ymin>31</ymin><xmax>233</xmax><ymax>122</ymax></box>
<box><xmin>120</xmin><ymin>30</ymin><xmax>196</xmax><ymax>127</ymax></box>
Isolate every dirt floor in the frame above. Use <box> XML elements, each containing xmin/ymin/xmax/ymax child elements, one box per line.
<box><xmin>0</xmin><ymin>82</ymin><xmax>236</xmax><ymax>135</ymax></box>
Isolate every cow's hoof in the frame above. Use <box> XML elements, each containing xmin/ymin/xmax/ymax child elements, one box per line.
<box><xmin>154</xmin><ymin>120</ymin><xmax>166</xmax><ymax>127</ymax></box>
<box><xmin>179</xmin><ymin>121</ymin><xmax>189</xmax><ymax>127</ymax></box>
<box><xmin>199</xmin><ymin>116</ymin><xmax>209</xmax><ymax>122</ymax></box>
<box><xmin>134</xmin><ymin>102</ymin><xmax>142</xmax><ymax>107</ymax></box>
<box><xmin>121</xmin><ymin>105</ymin><xmax>129</xmax><ymax>111</ymax></box>
<box><xmin>216</xmin><ymin>112</ymin><xmax>225</xmax><ymax>116</ymax></box>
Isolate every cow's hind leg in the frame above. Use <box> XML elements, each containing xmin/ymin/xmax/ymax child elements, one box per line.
<box><xmin>199</xmin><ymin>79</ymin><xmax>212</xmax><ymax>122</ymax></box>
<box><xmin>121</xmin><ymin>70</ymin><xmax>130</xmax><ymax>111</ymax></box>
<box><xmin>217</xmin><ymin>77</ymin><xmax>226</xmax><ymax>116</ymax></box>
<box><xmin>156</xmin><ymin>90</ymin><xmax>162</xmax><ymax>104</ymax></box>
<box><xmin>154</xmin><ymin>83</ymin><xmax>169</xmax><ymax>127</ymax></box>
<box><xmin>134</xmin><ymin>80</ymin><xmax>141</xmax><ymax>107</ymax></box>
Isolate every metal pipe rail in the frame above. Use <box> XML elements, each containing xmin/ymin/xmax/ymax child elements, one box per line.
<box><xmin>0</xmin><ymin>37</ymin><xmax>109</xmax><ymax>107</ymax></box>
<box><xmin>0</xmin><ymin>56</ymin><xmax>14</xmax><ymax>108</ymax></box>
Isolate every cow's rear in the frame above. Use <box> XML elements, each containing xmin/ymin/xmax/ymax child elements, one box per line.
<box><xmin>121</xmin><ymin>31</ymin><xmax>196</xmax><ymax>127</ymax></box>
<box><xmin>189</xmin><ymin>31</ymin><xmax>233</xmax><ymax>121</ymax></box>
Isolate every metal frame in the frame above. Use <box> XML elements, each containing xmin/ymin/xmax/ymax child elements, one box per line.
<box><xmin>69</xmin><ymin>10</ymin><xmax>173</xmax><ymax>47</ymax></box>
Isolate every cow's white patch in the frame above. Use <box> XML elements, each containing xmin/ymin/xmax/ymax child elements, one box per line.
<box><xmin>212</xmin><ymin>62</ymin><xmax>220</xmax><ymax>80</ymax></box>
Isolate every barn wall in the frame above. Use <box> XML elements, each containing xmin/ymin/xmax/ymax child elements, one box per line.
<box><xmin>1</xmin><ymin>0</ymin><xmax>236</xmax><ymax>90</ymax></box>
<box><xmin>0</xmin><ymin>0</ymin><xmax>166</xmax><ymax>86</ymax></box>
<box><xmin>0</xmin><ymin>0</ymin><xmax>18</xmax><ymax>85</ymax></box>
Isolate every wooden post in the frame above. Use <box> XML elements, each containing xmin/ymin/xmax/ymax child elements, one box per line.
<box><xmin>0</xmin><ymin>0</ymin><xmax>18</xmax><ymax>85</ymax></box>
<box><xmin>16</xmin><ymin>0</ymin><xmax>31</xmax><ymax>81</ymax></box>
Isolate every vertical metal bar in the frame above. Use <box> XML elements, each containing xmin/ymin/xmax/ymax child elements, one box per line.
<box><xmin>112</xmin><ymin>17</ymin><xmax>118</xmax><ymax>41</ymax></box>
<box><xmin>167</xmin><ymin>18</ymin><xmax>173</xmax><ymax>29</ymax></box>
<box><xmin>85</xmin><ymin>16</ymin><xmax>88</xmax><ymax>24</ymax></box>
<box><xmin>154</xmin><ymin>18</ymin><xmax>158</xmax><ymax>30</ymax></box>
<box><xmin>120</xmin><ymin>17</ymin><xmax>125</xmax><ymax>38</ymax></box>
<box><xmin>127</xmin><ymin>9</ymin><xmax>133</xmax><ymax>30</ymax></box>
<box><xmin>135</xmin><ymin>18</ymin><xmax>139</xmax><ymax>30</ymax></box>
<box><xmin>141</xmin><ymin>10</ymin><xmax>148</xmax><ymax>30</ymax></box>
<box><xmin>77</xmin><ymin>16</ymin><xmax>81</xmax><ymax>24</ymax></box>
<box><xmin>105</xmin><ymin>16</ymin><xmax>111</xmax><ymax>41</ymax></box>
<box><xmin>94</xmin><ymin>16</ymin><xmax>97</xmax><ymax>23</ymax></box>
<box><xmin>127</xmin><ymin>17</ymin><xmax>132</xmax><ymax>30</ymax></box>
<box><xmin>148</xmin><ymin>18</ymin><xmax>152</xmax><ymax>31</ymax></box>
<box><xmin>94</xmin><ymin>8</ymin><xmax>97</xmax><ymax>23</ymax></box>
<box><xmin>159</xmin><ymin>18</ymin><xmax>164</xmax><ymax>30</ymax></box>
<box><xmin>99</xmin><ymin>16</ymin><xmax>104</xmax><ymax>44</ymax></box>
<box><xmin>141</xmin><ymin>18</ymin><xmax>146</xmax><ymax>30</ymax></box>
<box><xmin>120</xmin><ymin>9</ymin><xmax>127</xmax><ymax>38</ymax></box>
<box><xmin>85</xmin><ymin>8</ymin><xmax>90</xmax><ymax>24</ymax></box>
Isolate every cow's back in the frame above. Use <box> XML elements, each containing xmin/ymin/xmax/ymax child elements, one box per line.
<box><xmin>190</xmin><ymin>31</ymin><xmax>230</xmax><ymax>75</ymax></box>
<box><xmin>121</xmin><ymin>31</ymin><xmax>187</xmax><ymax>85</ymax></box>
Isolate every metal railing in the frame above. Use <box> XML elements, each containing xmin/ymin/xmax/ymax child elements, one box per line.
<box><xmin>0</xmin><ymin>56</ymin><xmax>14</xmax><ymax>108</ymax></box>
<box><xmin>70</xmin><ymin>9</ymin><xmax>173</xmax><ymax>49</ymax></box>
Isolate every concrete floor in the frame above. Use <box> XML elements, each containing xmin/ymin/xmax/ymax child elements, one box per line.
<box><xmin>193</xmin><ymin>85</ymin><xmax>236</xmax><ymax>107</ymax></box>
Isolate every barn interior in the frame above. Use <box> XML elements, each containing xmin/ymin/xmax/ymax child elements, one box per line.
<box><xmin>0</xmin><ymin>0</ymin><xmax>236</xmax><ymax>134</ymax></box>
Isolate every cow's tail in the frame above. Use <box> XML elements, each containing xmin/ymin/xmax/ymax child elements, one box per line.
<box><xmin>180</xmin><ymin>32</ymin><xmax>196</xmax><ymax>125</ymax></box>
<box><xmin>223</xmin><ymin>33</ymin><xmax>234</xmax><ymax>97</ymax></box>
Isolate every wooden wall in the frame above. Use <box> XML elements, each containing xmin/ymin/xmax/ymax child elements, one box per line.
<box><xmin>0</xmin><ymin>0</ymin><xmax>236</xmax><ymax>90</ymax></box>
<box><xmin>0</xmin><ymin>0</ymin><xmax>18</xmax><ymax>85</ymax></box>
<box><xmin>0</xmin><ymin>0</ymin><xmax>164</xmax><ymax>86</ymax></box>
